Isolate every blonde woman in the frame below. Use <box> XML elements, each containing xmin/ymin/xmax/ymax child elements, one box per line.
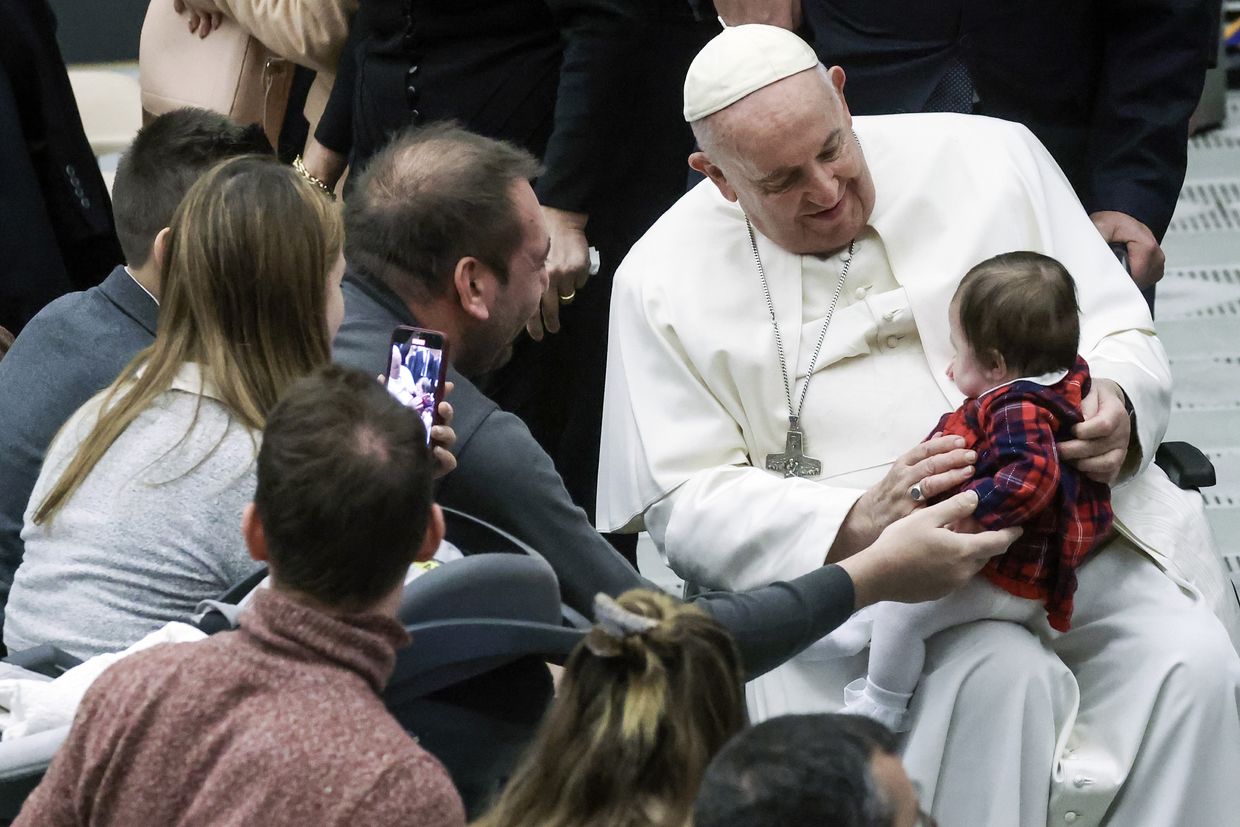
<box><xmin>4</xmin><ymin>156</ymin><xmax>344</xmax><ymax>660</ymax></box>
<box><xmin>472</xmin><ymin>589</ymin><xmax>747</xmax><ymax>827</ymax></box>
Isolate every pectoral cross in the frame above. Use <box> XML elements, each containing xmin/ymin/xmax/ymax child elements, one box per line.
<box><xmin>765</xmin><ymin>417</ymin><xmax>821</xmax><ymax>478</ymax></box>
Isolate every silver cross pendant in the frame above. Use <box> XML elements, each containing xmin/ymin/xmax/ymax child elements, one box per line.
<box><xmin>765</xmin><ymin>420</ymin><xmax>821</xmax><ymax>478</ymax></box>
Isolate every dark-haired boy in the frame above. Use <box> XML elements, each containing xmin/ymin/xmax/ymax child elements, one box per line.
<box><xmin>0</xmin><ymin>109</ymin><xmax>271</xmax><ymax>635</ymax></box>
<box><xmin>13</xmin><ymin>365</ymin><xmax>465</xmax><ymax>827</ymax></box>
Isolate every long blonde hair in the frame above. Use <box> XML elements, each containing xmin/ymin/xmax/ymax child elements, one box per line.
<box><xmin>472</xmin><ymin>589</ymin><xmax>747</xmax><ymax>827</ymax></box>
<box><xmin>34</xmin><ymin>155</ymin><xmax>342</xmax><ymax>524</ymax></box>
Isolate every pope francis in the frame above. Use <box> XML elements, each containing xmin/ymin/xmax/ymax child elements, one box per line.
<box><xmin>598</xmin><ymin>24</ymin><xmax>1240</xmax><ymax>827</ymax></box>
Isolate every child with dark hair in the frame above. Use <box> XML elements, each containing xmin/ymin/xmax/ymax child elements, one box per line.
<box><xmin>840</xmin><ymin>251</ymin><xmax>1114</xmax><ymax>731</ymax></box>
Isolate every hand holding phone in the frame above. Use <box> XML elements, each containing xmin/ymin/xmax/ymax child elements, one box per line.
<box><xmin>385</xmin><ymin>326</ymin><xmax>449</xmax><ymax>447</ymax></box>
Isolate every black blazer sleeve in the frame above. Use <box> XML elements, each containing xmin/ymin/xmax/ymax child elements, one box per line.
<box><xmin>315</xmin><ymin>3</ymin><xmax>367</xmax><ymax>155</ymax></box>
<box><xmin>533</xmin><ymin>0</ymin><xmax>645</xmax><ymax>215</ymax></box>
<box><xmin>1083</xmin><ymin>0</ymin><xmax>1215</xmax><ymax>239</ymax></box>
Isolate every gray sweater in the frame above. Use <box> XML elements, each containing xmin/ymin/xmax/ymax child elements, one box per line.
<box><xmin>4</xmin><ymin>364</ymin><xmax>262</xmax><ymax>659</ymax></box>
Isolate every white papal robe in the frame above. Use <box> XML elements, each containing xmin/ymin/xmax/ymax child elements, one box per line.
<box><xmin>599</xmin><ymin>113</ymin><xmax>1240</xmax><ymax>827</ymax></box>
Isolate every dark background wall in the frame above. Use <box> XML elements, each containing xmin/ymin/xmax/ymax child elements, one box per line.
<box><xmin>47</xmin><ymin>0</ymin><xmax>145</xmax><ymax>63</ymax></box>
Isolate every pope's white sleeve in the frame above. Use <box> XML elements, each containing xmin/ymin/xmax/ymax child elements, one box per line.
<box><xmin>645</xmin><ymin>468</ymin><xmax>863</xmax><ymax>592</ymax></box>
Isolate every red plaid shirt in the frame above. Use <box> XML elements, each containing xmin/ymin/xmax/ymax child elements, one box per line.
<box><xmin>929</xmin><ymin>356</ymin><xmax>1113</xmax><ymax>631</ymax></box>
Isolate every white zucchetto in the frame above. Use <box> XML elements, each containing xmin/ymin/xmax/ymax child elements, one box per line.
<box><xmin>683</xmin><ymin>24</ymin><xmax>820</xmax><ymax>123</ymax></box>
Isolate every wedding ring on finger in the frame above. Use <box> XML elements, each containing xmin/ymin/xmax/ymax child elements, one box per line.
<box><xmin>558</xmin><ymin>289</ymin><xmax>576</xmax><ymax>305</ymax></box>
<box><xmin>908</xmin><ymin>481</ymin><xmax>926</xmax><ymax>502</ymax></box>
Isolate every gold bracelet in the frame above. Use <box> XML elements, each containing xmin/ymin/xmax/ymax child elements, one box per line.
<box><xmin>293</xmin><ymin>155</ymin><xmax>336</xmax><ymax>201</ymax></box>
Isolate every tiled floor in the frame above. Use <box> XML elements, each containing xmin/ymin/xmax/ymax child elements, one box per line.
<box><xmin>1161</xmin><ymin>90</ymin><xmax>1240</xmax><ymax>583</ymax></box>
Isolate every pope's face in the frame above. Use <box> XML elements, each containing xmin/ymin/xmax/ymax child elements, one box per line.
<box><xmin>693</xmin><ymin>67</ymin><xmax>875</xmax><ymax>257</ymax></box>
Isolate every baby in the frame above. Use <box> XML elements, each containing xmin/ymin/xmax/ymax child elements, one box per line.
<box><xmin>842</xmin><ymin>250</ymin><xmax>1114</xmax><ymax>731</ymax></box>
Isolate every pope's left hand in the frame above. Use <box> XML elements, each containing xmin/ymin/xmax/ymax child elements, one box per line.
<box><xmin>528</xmin><ymin>206</ymin><xmax>590</xmax><ymax>341</ymax></box>
<box><xmin>430</xmin><ymin>382</ymin><xmax>457</xmax><ymax>479</ymax></box>
<box><xmin>1059</xmin><ymin>378</ymin><xmax>1130</xmax><ymax>485</ymax></box>
<box><xmin>1089</xmin><ymin>210</ymin><xmax>1165</xmax><ymax>290</ymax></box>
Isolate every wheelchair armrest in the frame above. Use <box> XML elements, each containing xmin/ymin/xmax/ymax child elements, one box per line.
<box><xmin>2</xmin><ymin>644</ymin><xmax>83</xmax><ymax>679</ymax></box>
<box><xmin>1154</xmin><ymin>442</ymin><xmax>1217</xmax><ymax>490</ymax></box>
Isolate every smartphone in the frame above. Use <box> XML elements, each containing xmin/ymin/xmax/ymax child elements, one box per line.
<box><xmin>385</xmin><ymin>326</ymin><xmax>449</xmax><ymax>445</ymax></box>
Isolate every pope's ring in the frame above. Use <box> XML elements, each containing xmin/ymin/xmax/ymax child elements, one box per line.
<box><xmin>908</xmin><ymin>482</ymin><xmax>925</xmax><ymax>502</ymax></box>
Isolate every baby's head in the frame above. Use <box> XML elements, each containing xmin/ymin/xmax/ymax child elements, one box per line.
<box><xmin>947</xmin><ymin>251</ymin><xmax>1080</xmax><ymax>397</ymax></box>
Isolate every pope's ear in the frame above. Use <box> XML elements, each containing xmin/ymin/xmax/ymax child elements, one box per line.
<box><xmin>689</xmin><ymin>152</ymin><xmax>738</xmax><ymax>203</ymax></box>
<box><xmin>452</xmin><ymin>256</ymin><xmax>495</xmax><ymax>322</ymax></box>
<box><xmin>825</xmin><ymin>65</ymin><xmax>852</xmax><ymax>120</ymax></box>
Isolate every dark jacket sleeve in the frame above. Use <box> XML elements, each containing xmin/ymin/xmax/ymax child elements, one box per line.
<box><xmin>440</xmin><ymin>402</ymin><xmax>856</xmax><ymax>680</ymax></box>
<box><xmin>1083</xmin><ymin>0</ymin><xmax>1215</xmax><ymax>239</ymax></box>
<box><xmin>533</xmin><ymin>0</ymin><xmax>645</xmax><ymax>215</ymax></box>
<box><xmin>690</xmin><ymin>565</ymin><xmax>855</xmax><ymax>679</ymax></box>
<box><xmin>314</xmin><ymin>3</ymin><xmax>366</xmax><ymax>155</ymax></box>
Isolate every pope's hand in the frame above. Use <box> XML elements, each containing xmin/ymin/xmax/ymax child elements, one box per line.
<box><xmin>1090</xmin><ymin>210</ymin><xmax>1165</xmax><ymax>290</ymax></box>
<box><xmin>830</xmin><ymin>435</ymin><xmax>976</xmax><ymax>558</ymax></box>
<box><xmin>173</xmin><ymin>0</ymin><xmax>224</xmax><ymax>38</ymax></box>
<box><xmin>838</xmin><ymin>491</ymin><xmax>1020</xmax><ymax>607</ymax></box>
<box><xmin>430</xmin><ymin>384</ymin><xmax>457</xmax><ymax>479</ymax></box>
<box><xmin>712</xmin><ymin>0</ymin><xmax>802</xmax><ymax>28</ymax></box>
<box><xmin>528</xmin><ymin>206</ymin><xmax>590</xmax><ymax>341</ymax></box>
<box><xmin>1059</xmin><ymin>378</ymin><xmax>1130</xmax><ymax>485</ymax></box>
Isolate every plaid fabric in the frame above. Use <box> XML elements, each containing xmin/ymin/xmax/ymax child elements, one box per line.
<box><xmin>930</xmin><ymin>356</ymin><xmax>1114</xmax><ymax>631</ymax></box>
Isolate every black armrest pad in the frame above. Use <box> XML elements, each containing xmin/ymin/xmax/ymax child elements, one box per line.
<box><xmin>3</xmin><ymin>644</ymin><xmax>83</xmax><ymax>678</ymax></box>
<box><xmin>1154</xmin><ymin>442</ymin><xmax>1217</xmax><ymax>490</ymax></box>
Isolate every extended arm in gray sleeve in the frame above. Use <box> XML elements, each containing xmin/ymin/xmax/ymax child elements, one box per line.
<box><xmin>688</xmin><ymin>564</ymin><xmax>855</xmax><ymax>681</ymax></box>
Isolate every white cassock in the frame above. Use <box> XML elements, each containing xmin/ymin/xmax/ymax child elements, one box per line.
<box><xmin>599</xmin><ymin>113</ymin><xmax>1240</xmax><ymax>827</ymax></box>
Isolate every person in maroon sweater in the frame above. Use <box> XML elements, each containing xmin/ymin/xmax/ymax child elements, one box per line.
<box><xmin>838</xmin><ymin>251</ymin><xmax>1113</xmax><ymax>732</ymax></box>
<box><xmin>14</xmin><ymin>365</ymin><xmax>465</xmax><ymax>827</ymax></box>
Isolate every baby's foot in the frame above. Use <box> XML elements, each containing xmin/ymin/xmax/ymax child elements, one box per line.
<box><xmin>842</xmin><ymin>677</ymin><xmax>913</xmax><ymax>732</ymax></box>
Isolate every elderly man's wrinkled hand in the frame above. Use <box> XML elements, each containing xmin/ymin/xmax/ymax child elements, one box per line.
<box><xmin>713</xmin><ymin>0</ymin><xmax>802</xmax><ymax>28</ymax></box>
<box><xmin>1060</xmin><ymin>378</ymin><xmax>1129</xmax><ymax>485</ymax></box>
<box><xmin>528</xmin><ymin>206</ymin><xmax>590</xmax><ymax>341</ymax></box>
<box><xmin>838</xmin><ymin>435</ymin><xmax>976</xmax><ymax>553</ymax></box>
<box><xmin>1090</xmin><ymin>210</ymin><xmax>1165</xmax><ymax>290</ymax></box>
<box><xmin>839</xmin><ymin>491</ymin><xmax>1019</xmax><ymax>608</ymax></box>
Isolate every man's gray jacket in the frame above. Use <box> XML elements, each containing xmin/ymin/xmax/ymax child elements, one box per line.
<box><xmin>333</xmin><ymin>268</ymin><xmax>857</xmax><ymax>679</ymax></box>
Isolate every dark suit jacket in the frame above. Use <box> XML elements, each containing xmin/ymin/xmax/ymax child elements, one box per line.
<box><xmin>317</xmin><ymin>0</ymin><xmax>713</xmax><ymax>252</ymax></box>
<box><xmin>332</xmin><ymin>268</ymin><xmax>857</xmax><ymax>681</ymax></box>
<box><xmin>0</xmin><ymin>266</ymin><xmax>158</xmax><ymax>631</ymax></box>
<box><xmin>0</xmin><ymin>0</ymin><xmax>123</xmax><ymax>333</ymax></box>
<box><xmin>805</xmin><ymin>0</ymin><xmax>1215</xmax><ymax>239</ymax></box>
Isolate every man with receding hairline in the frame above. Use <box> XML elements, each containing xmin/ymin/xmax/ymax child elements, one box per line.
<box><xmin>599</xmin><ymin>23</ymin><xmax>1240</xmax><ymax>827</ymax></box>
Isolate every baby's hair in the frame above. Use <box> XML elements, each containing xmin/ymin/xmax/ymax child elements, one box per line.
<box><xmin>953</xmin><ymin>251</ymin><xmax>1080</xmax><ymax>376</ymax></box>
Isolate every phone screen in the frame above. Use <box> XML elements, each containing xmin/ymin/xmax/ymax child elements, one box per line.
<box><xmin>386</xmin><ymin>328</ymin><xmax>447</xmax><ymax>445</ymax></box>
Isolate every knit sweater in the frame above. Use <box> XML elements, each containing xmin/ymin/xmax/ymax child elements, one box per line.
<box><xmin>13</xmin><ymin>588</ymin><xmax>465</xmax><ymax>827</ymax></box>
